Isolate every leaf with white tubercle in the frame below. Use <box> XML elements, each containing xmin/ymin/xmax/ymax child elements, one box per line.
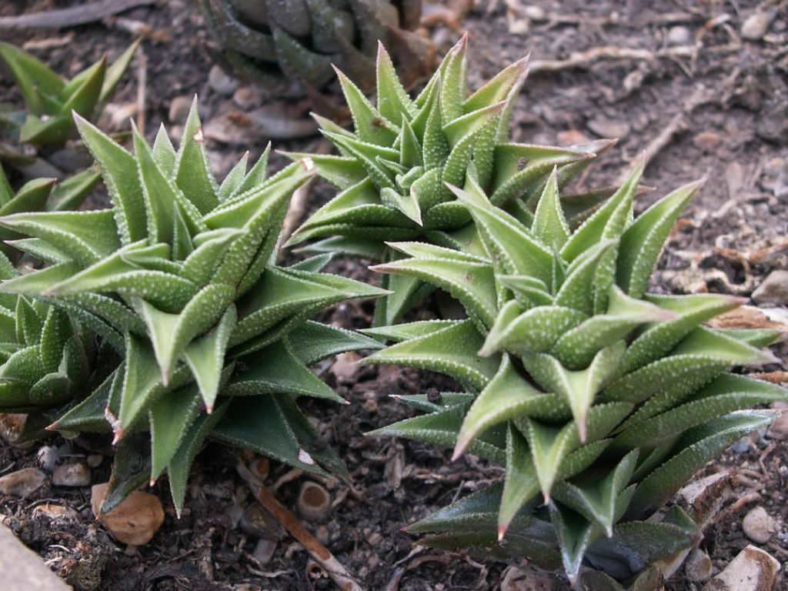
<box><xmin>549</xmin><ymin>502</ymin><xmax>601</xmax><ymax>586</ymax></box>
<box><xmin>362</xmin><ymin>319</ymin><xmax>461</xmax><ymax>343</ymax></box>
<box><xmin>0</xmin><ymin>209</ymin><xmax>121</xmax><ymax>267</ymax></box>
<box><xmin>614</xmin><ymin>371</ymin><xmax>787</xmax><ymax>441</ymax></box>
<box><xmin>628</xmin><ymin>411</ymin><xmax>774</xmax><ymax>516</ymax></box>
<box><xmin>552</xmin><ymin>450</ymin><xmax>639</xmax><ymax>538</ymax></box>
<box><xmin>368</xmin><ymin>404</ymin><xmax>507</xmax><ymax>464</ymax></box>
<box><xmin>362</xmin><ymin>320</ymin><xmax>499</xmax><ymax>391</ymax></box>
<box><xmin>517</xmin><ymin>402</ymin><xmax>633</xmax><ymax>504</ymax></box>
<box><xmin>449</xmin><ymin>184</ymin><xmax>554</xmax><ymax>285</ymax></box>
<box><xmin>550</xmin><ymin>286</ymin><xmax>676</xmax><ymax>370</ymax></box>
<box><xmin>479</xmin><ymin>301</ymin><xmax>587</xmax><ymax>358</ymax></box>
<box><xmin>621</xmin><ymin>293</ymin><xmax>746</xmax><ymax>373</ymax></box>
<box><xmin>454</xmin><ymin>355</ymin><xmax>569</xmax><ymax>459</ymax></box>
<box><xmin>617</xmin><ymin>178</ymin><xmax>704</xmax><ymax>298</ymax></box>
<box><xmin>371</xmin><ymin>242</ymin><xmax>497</xmax><ymax>329</ymax></box>
<box><xmin>523</xmin><ymin>342</ymin><xmax>625</xmax><ymax>443</ymax></box>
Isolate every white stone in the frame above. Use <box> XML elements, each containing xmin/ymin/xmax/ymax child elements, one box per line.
<box><xmin>0</xmin><ymin>468</ymin><xmax>46</xmax><ymax>497</ymax></box>
<box><xmin>742</xmin><ymin>506</ymin><xmax>777</xmax><ymax>544</ymax></box>
<box><xmin>52</xmin><ymin>463</ymin><xmax>90</xmax><ymax>487</ymax></box>
<box><xmin>685</xmin><ymin>548</ymin><xmax>713</xmax><ymax>581</ymax></box>
<box><xmin>741</xmin><ymin>12</ymin><xmax>773</xmax><ymax>40</ymax></box>
<box><xmin>702</xmin><ymin>545</ymin><xmax>780</xmax><ymax>591</ymax></box>
<box><xmin>208</xmin><ymin>65</ymin><xmax>238</xmax><ymax>96</ymax></box>
<box><xmin>752</xmin><ymin>270</ymin><xmax>788</xmax><ymax>305</ymax></box>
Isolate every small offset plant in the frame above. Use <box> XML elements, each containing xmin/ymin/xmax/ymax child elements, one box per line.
<box><xmin>362</xmin><ymin>163</ymin><xmax>787</xmax><ymax>585</ymax></box>
<box><xmin>199</xmin><ymin>0</ymin><xmax>433</xmax><ymax>102</ymax></box>
<box><xmin>289</xmin><ymin>37</ymin><xmax>613</xmax><ymax>323</ymax></box>
<box><xmin>0</xmin><ymin>250</ymin><xmax>117</xmax><ymax>443</ymax></box>
<box><xmin>0</xmin><ymin>100</ymin><xmax>384</xmax><ymax>513</ymax></box>
<box><xmin>0</xmin><ymin>41</ymin><xmax>138</xmax><ymax>173</ymax></box>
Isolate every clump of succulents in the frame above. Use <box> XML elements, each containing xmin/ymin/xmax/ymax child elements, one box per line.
<box><xmin>0</xmin><ymin>248</ymin><xmax>118</xmax><ymax>443</ymax></box>
<box><xmin>362</xmin><ymin>162</ymin><xmax>787</xmax><ymax>585</ymax></box>
<box><xmin>0</xmin><ymin>40</ymin><xmax>138</xmax><ymax>175</ymax></box>
<box><xmin>289</xmin><ymin>37</ymin><xmax>615</xmax><ymax>323</ymax></box>
<box><xmin>0</xmin><ymin>100</ymin><xmax>384</xmax><ymax>513</ymax></box>
<box><xmin>199</xmin><ymin>0</ymin><xmax>433</xmax><ymax>103</ymax></box>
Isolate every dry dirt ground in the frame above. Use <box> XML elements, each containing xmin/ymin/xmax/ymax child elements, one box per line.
<box><xmin>0</xmin><ymin>1</ymin><xmax>787</xmax><ymax>590</ymax></box>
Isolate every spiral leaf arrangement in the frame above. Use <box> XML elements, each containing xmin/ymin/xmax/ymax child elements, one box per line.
<box><xmin>361</xmin><ymin>161</ymin><xmax>786</xmax><ymax>584</ymax></box>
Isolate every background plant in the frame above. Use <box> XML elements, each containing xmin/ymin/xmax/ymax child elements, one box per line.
<box><xmin>289</xmin><ymin>37</ymin><xmax>615</xmax><ymax>324</ymax></box>
<box><xmin>362</xmin><ymin>162</ymin><xmax>787</xmax><ymax>585</ymax></box>
<box><xmin>199</xmin><ymin>0</ymin><xmax>434</xmax><ymax>110</ymax></box>
<box><xmin>0</xmin><ymin>40</ymin><xmax>138</xmax><ymax>178</ymax></box>
<box><xmin>0</xmin><ymin>100</ymin><xmax>384</xmax><ymax>514</ymax></box>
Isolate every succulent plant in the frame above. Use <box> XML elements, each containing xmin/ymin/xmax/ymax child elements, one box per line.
<box><xmin>0</xmin><ymin>40</ymin><xmax>138</xmax><ymax>175</ymax></box>
<box><xmin>288</xmin><ymin>37</ymin><xmax>615</xmax><ymax>323</ymax></box>
<box><xmin>362</xmin><ymin>163</ymin><xmax>787</xmax><ymax>585</ymax></box>
<box><xmin>0</xmin><ymin>249</ymin><xmax>118</xmax><ymax>444</ymax></box>
<box><xmin>199</xmin><ymin>0</ymin><xmax>434</xmax><ymax>104</ymax></box>
<box><xmin>0</xmin><ymin>164</ymin><xmax>99</xmax><ymax>260</ymax></box>
<box><xmin>0</xmin><ymin>100</ymin><xmax>384</xmax><ymax>513</ymax></box>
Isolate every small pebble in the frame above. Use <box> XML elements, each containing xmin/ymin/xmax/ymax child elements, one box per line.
<box><xmin>0</xmin><ymin>413</ymin><xmax>27</xmax><ymax>443</ymax></box>
<box><xmin>168</xmin><ymin>95</ymin><xmax>192</xmax><ymax>124</ymax></box>
<box><xmin>36</xmin><ymin>446</ymin><xmax>59</xmax><ymax>472</ymax></box>
<box><xmin>233</xmin><ymin>86</ymin><xmax>263</xmax><ymax>110</ymax></box>
<box><xmin>32</xmin><ymin>503</ymin><xmax>78</xmax><ymax>521</ymax></box>
<box><xmin>685</xmin><ymin>548</ymin><xmax>713</xmax><ymax>582</ymax></box>
<box><xmin>0</xmin><ymin>468</ymin><xmax>46</xmax><ymax>497</ymax></box>
<box><xmin>522</xmin><ymin>5</ymin><xmax>546</xmax><ymax>20</ymax></box>
<box><xmin>331</xmin><ymin>352</ymin><xmax>360</xmax><ymax>382</ymax></box>
<box><xmin>587</xmin><ymin>117</ymin><xmax>630</xmax><ymax>139</ymax></box>
<box><xmin>315</xmin><ymin>524</ymin><xmax>330</xmax><ymax>545</ymax></box>
<box><xmin>731</xmin><ymin>436</ymin><xmax>750</xmax><ymax>454</ymax></box>
<box><xmin>667</xmin><ymin>26</ymin><xmax>692</xmax><ymax>45</ymax></box>
<box><xmin>91</xmin><ymin>483</ymin><xmax>165</xmax><ymax>546</ymax></box>
<box><xmin>702</xmin><ymin>545</ymin><xmax>780</xmax><ymax>591</ymax></box>
<box><xmin>752</xmin><ymin>270</ymin><xmax>788</xmax><ymax>305</ymax></box>
<box><xmin>741</xmin><ymin>11</ymin><xmax>773</xmax><ymax>40</ymax></box>
<box><xmin>742</xmin><ymin>506</ymin><xmax>777</xmax><ymax>544</ymax></box>
<box><xmin>86</xmin><ymin>454</ymin><xmax>103</xmax><ymax>468</ymax></box>
<box><xmin>52</xmin><ymin>463</ymin><xmax>90</xmax><ymax>487</ymax></box>
<box><xmin>208</xmin><ymin>65</ymin><xmax>238</xmax><ymax>96</ymax></box>
<box><xmin>252</xmin><ymin>538</ymin><xmax>277</xmax><ymax>565</ymax></box>
<box><xmin>693</xmin><ymin>131</ymin><xmax>723</xmax><ymax>152</ymax></box>
<box><xmin>240</xmin><ymin>504</ymin><xmax>279</xmax><ymax>539</ymax></box>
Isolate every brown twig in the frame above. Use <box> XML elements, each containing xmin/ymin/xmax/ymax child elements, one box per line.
<box><xmin>0</xmin><ymin>0</ymin><xmax>156</xmax><ymax>29</ymax></box>
<box><xmin>237</xmin><ymin>460</ymin><xmax>364</xmax><ymax>591</ymax></box>
<box><xmin>529</xmin><ymin>42</ymin><xmax>740</xmax><ymax>75</ymax></box>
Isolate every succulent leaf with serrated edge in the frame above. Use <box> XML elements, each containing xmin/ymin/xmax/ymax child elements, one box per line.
<box><xmin>289</xmin><ymin>37</ymin><xmax>617</xmax><ymax>324</ymax></box>
<box><xmin>0</xmin><ymin>164</ymin><xmax>99</xmax><ymax>259</ymax></box>
<box><xmin>0</xmin><ymin>100</ymin><xmax>385</xmax><ymax>514</ymax></box>
<box><xmin>363</xmin><ymin>163</ymin><xmax>787</xmax><ymax>585</ymax></box>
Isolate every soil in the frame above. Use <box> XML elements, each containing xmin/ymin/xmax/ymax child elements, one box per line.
<box><xmin>0</xmin><ymin>1</ymin><xmax>787</xmax><ymax>590</ymax></box>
